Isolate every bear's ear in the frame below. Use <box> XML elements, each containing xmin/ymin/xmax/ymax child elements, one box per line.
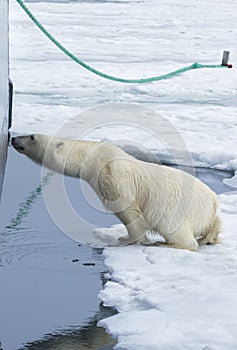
<box><xmin>56</xmin><ymin>141</ymin><xmax>64</xmax><ymax>151</ymax></box>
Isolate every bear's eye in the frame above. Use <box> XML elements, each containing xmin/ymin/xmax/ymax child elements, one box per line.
<box><xmin>56</xmin><ymin>142</ymin><xmax>64</xmax><ymax>148</ymax></box>
<box><xmin>31</xmin><ymin>135</ymin><xmax>35</xmax><ymax>141</ymax></box>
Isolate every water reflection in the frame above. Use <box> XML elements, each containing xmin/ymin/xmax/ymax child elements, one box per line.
<box><xmin>6</xmin><ymin>173</ymin><xmax>53</xmax><ymax>231</ymax></box>
<box><xmin>19</xmin><ymin>304</ymin><xmax>116</xmax><ymax>350</ymax></box>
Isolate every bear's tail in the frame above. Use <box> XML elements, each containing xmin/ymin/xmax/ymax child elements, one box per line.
<box><xmin>197</xmin><ymin>215</ymin><xmax>221</xmax><ymax>246</ymax></box>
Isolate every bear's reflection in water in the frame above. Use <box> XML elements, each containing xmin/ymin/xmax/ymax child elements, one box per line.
<box><xmin>19</xmin><ymin>305</ymin><xmax>117</xmax><ymax>350</ymax></box>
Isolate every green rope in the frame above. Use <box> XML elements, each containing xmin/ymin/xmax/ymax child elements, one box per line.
<box><xmin>16</xmin><ymin>0</ymin><xmax>229</xmax><ymax>84</ymax></box>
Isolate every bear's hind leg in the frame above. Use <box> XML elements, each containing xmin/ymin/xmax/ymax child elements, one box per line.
<box><xmin>165</xmin><ymin>225</ymin><xmax>199</xmax><ymax>251</ymax></box>
<box><xmin>198</xmin><ymin>216</ymin><xmax>221</xmax><ymax>246</ymax></box>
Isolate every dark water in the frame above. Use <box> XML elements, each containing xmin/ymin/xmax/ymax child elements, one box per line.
<box><xmin>0</xmin><ymin>148</ymin><xmax>117</xmax><ymax>350</ymax></box>
<box><xmin>18</xmin><ymin>304</ymin><xmax>117</xmax><ymax>350</ymax></box>
<box><xmin>0</xmin><ymin>147</ymin><xmax>234</xmax><ymax>350</ymax></box>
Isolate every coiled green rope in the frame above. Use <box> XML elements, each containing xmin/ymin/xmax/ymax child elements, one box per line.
<box><xmin>16</xmin><ymin>0</ymin><xmax>230</xmax><ymax>84</ymax></box>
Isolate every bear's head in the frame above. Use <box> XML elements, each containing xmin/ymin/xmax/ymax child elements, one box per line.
<box><xmin>12</xmin><ymin>134</ymin><xmax>66</xmax><ymax>170</ymax></box>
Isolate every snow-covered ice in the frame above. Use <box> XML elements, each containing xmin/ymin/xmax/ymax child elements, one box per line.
<box><xmin>98</xmin><ymin>192</ymin><xmax>237</xmax><ymax>349</ymax></box>
<box><xmin>10</xmin><ymin>0</ymin><xmax>237</xmax><ymax>175</ymax></box>
<box><xmin>9</xmin><ymin>0</ymin><xmax>237</xmax><ymax>348</ymax></box>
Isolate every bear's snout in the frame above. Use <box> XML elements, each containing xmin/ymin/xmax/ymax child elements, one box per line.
<box><xmin>12</xmin><ymin>137</ymin><xmax>25</xmax><ymax>152</ymax></box>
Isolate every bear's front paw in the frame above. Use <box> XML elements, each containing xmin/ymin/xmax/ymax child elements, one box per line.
<box><xmin>118</xmin><ymin>235</ymin><xmax>132</xmax><ymax>246</ymax></box>
<box><xmin>118</xmin><ymin>235</ymin><xmax>151</xmax><ymax>246</ymax></box>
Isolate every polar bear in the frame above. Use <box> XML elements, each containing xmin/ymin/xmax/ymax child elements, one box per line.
<box><xmin>12</xmin><ymin>134</ymin><xmax>220</xmax><ymax>251</ymax></box>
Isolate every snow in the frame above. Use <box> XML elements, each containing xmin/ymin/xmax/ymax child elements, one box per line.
<box><xmin>9</xmin><ymin>0</ymin><xmax>237</xmax><ymax>348</ymax></box>
<box><xmin>9</xmin><ymin>0</ymin><xmax>237</xmax><ymax>176</ymax></box>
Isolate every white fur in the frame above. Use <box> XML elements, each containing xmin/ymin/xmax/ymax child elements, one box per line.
<box><xmin>12</xmin><ymin>134</ymin><xmax>221</xmax><ymax>251</ymax></box>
